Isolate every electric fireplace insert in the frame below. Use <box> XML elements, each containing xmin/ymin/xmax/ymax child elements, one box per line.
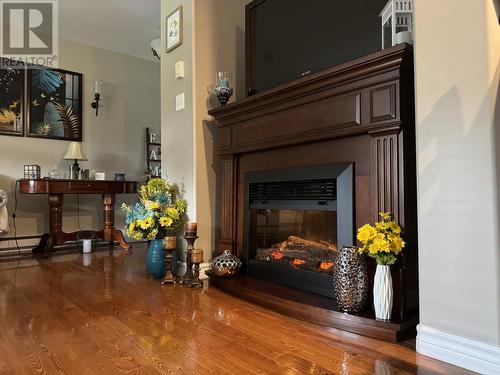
<box><xmin>244</xmin><ymin>164</ymin><xmax>354</xmax><ymax>298</ymax></box>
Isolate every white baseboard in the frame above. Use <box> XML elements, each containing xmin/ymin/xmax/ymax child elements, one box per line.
<box><xmin>0</xmin><ymin>237</ymin><xmax>146</xmax><ymax>252</ymax></box>
<box><xmin>0</xmin><ymin>237</ymin><xmax>39</xmax><ymax>250</ymax></box>
<box><xmin>417</xmin><ymin>324</ymin><xmax>500</xmax><ymax>375</ymax></box>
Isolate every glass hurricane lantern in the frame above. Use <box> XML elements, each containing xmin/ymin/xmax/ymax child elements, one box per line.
<box><xmin>214</xmin><ymin>72</ymin><xmax>233</xmax><ymax>106</ymax></box>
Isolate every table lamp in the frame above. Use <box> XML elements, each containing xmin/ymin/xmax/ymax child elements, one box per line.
<box><xmin>63</xmin><ymin>142</ymin><xmax>88</xmax><ymax>179</ymax></box>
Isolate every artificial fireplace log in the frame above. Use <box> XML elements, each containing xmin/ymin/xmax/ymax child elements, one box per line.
<box><xmin>287</xmin><ymin>236</ymin><xmax>337</xmax><ymax>252</ymax></box>
<box><xmin>256</xmin><ymin>235</ymin><xmax>337</xmax><ymax>263</ymax></box>
<box><xmin>320</xmin><ymin>240</ymin><xmax>338</xmax><ymax>251</ymax></box>
<box><xmin>279</xmin><ymin>236</ymin><xmax>336</xmax><ymax>261</ymax></box>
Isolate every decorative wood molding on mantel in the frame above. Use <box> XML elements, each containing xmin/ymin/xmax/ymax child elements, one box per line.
<box><xmin>209</xmin><ymin>43</ymin><xmax>413</xmax><ymax>156</ymax></box>
<box><xmin>208</xmin><ymin>44</ymin><xmax>418</xmax><ymax>342</ymax></box>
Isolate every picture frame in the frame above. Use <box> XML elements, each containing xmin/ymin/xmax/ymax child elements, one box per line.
<box><xmin>0</xmin><ymin>59</ymin><xmax>25</xmax><ymax>137</ymax></box>
<box><xmin>166</xmin><ymin>5</ymin><xmax>183</xmax><ymax>53</ymax></box>
<box><xmin>27</xmin><ymin>67</ymin><xmax>83</xmax><ymax>141</ymax></box>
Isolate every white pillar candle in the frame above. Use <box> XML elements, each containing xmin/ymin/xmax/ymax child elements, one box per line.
<box><xmin>83</xmin><ymin>239</ymin><xmax>92</xmax><ymax>253</ymax></box>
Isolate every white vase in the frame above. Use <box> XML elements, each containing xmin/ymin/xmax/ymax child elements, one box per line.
<box><xmin>373</xmin><ymin>265</ymin><xmax>393</xmax><ymax>320</ymax></box>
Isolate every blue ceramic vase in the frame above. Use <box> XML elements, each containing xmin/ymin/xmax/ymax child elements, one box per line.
<box><xmin>146</xmin><ymin>239</ymin><xmax>166</xmax><ymax>278</ymax></box>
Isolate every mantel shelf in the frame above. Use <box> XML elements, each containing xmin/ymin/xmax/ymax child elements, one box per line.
<box><xmin>209</xmin><ymin>43</ymin><xmax>414</xmax><ymax>156</ymax></box>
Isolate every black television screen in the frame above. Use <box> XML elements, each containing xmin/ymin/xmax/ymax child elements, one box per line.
<box><xmin>246</xmin><ymin>0</ymin><xmax>389</xmax><ymax>94</ymax></box>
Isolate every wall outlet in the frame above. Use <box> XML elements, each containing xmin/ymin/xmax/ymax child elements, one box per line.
<box><xmin>176</xmin><ymin>93</ymin><xmax>185</xmax><ymax>111</ymax></box>
<box><xmin>175</xmin><ymin>61</ymin><xmax>185</xmax><ymax>79</ymax></box>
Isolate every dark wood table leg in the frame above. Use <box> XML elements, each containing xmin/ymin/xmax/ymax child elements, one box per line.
<box><xmin>112</xmin><ymin>229</ymin><xmax>131</xmax><ymax>251</ymax></box>
<box><xmin>33</xmin><ymin>193</ymin><xmax>64</xmax><ymax>258</ymax></box>
<box><xmin>32</xmin><ymin>233</ymin><xmax>51</xmax><ymax>256</ymax></box>
<box><xmin>102</xmin><ymin>193</ymin><xmax>131</xmax><ymax>251</ymax></box>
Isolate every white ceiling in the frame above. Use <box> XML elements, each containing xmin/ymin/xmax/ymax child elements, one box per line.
<box><xmin>59</xmin><ymin>0</ymin><xmax>161</xmax><ymax>61</ymax></box>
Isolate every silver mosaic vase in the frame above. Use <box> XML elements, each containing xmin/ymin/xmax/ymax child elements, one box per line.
<box><xmin>333</xmin><ymin>246</ymin><xmax>368</xmax><ymax>313</ymax></box>
<box><xmin>211</xmin><ymin>250</ymin><xmax>242</xmax><ymax>277</ymax></box>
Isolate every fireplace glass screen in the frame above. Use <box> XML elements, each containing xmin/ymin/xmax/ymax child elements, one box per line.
<box><xmin>250</xmin><ymin>208</ymin><xmax>337</xmax><ymax>274</ymax></box>
<box><xmin>245</xmin><ymin>164</ymin><xmax>353</xmax><ymax>297</ymax></box>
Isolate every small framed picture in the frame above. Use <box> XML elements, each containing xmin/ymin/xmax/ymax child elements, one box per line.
<box><xmin>166</xmin><ymin>5</ymin><xmax>183</xmax><ymax>53</ymax></box>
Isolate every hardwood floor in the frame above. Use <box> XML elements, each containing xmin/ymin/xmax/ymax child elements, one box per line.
<box><xmin>0</xmin><ymin>244</ymin><xmax>473</xmax><ymax>374</ymax></box>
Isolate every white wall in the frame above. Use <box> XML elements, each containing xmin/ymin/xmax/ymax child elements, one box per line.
<box><xmin>161</xmin><ymin>0</ymin><xmax>247</xmax><ymax>261</ymax></box>
<box><xmin>194</xmin><ymin>0</ymin><xmax>247</xmax><ymax>261</ymax></box>
<box><xmin>0</xmin><ymin>39</ymin><xmax>160</xmax><ymax>248</ymax></box>
<box><xmin>415</xmin><ymin>0</ymin><xmax>500</xmax><ymax>347</ymax></box>
<box><xmin>161</xmin><ymin>0</ymin><xmax>195</xmax><ymax>222</ymax></box>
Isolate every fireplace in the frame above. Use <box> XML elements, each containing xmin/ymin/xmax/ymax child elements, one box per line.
<box><xmin>244</xmin><ymin>164</ymin><xmax>353</xmax><ymax>297</ymax></box>
<box><xmin>208</xmin><ymin>44</ymin><xmax>418</xmax><ymax>341</ymax></box>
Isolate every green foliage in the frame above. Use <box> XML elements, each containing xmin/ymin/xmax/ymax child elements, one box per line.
<box><xmin>32</xmin><ymin>69</ymin><xmax>63</xmax><ymax>93</ymax></box>
<box><xmin>374</xmin><ymin>253</ymin><xmax>397</xmax><ymax>266</ymax></box>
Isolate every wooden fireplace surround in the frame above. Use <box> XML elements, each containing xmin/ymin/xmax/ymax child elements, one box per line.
<box><xmin>208</xmin><ymin>44</ymin><xmax>418</xmax><ymax>341</ymax></box>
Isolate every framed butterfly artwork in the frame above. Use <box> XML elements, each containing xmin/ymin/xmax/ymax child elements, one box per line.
<box><xmin>27</xmin><ymin>67</ymin><xmax>83</xmax><ymax>141</ymax></box>
<box><xmin>0</xmin><ymin>59</ymin><xmax>25</xmax><ymax>137</ymax></box>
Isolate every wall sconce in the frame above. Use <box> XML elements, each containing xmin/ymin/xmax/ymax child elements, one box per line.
<box><xmin>91</xmin><ymin>80</ymin><xmax>103</xmax><ymax>116</ymax></box>
<box><xmin>150</xmin><ymin>39</ymin><xmax>161</xmax><ymax>60</ymax></box>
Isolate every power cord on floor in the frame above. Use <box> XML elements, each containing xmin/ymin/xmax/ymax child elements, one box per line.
<box><xmin>76</xmin><ymin>193</ymin><xmax>82</xmax><ymax>246</ymax></box>
<box><xmin>76</xmin><ymin>194</ymin><xmax>82</xmax><ymax>232</ymax></box>
<box><xmin>12</xmin><ymin>180</ymin><xmax>21</xmax><ymax>255</ymax></box>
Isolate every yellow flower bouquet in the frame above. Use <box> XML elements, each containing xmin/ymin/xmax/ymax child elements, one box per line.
<box><xmin>357</xmin><ymin>212</ymin><xmax>405</xmax><ymax>265</ymax></box>
<box><xmin>122</xmin><ymin>178</ymin><xmax>187</xmax><ymax>240</ymax></box>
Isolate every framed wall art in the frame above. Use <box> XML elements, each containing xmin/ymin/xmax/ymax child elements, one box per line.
<box><xmin>166</xmin><ymin>5</ymin><xmax>183</xmax><ymax>53</ymax></box>
<box><xmin>0</xmin><ymin>59</ymin><xmax>25</xmax><ymax>137</ymax></box>
<box><xmin>27</xmin><ymin>67</ymin><xmax>83</xmax><ymax>141</ymax></box>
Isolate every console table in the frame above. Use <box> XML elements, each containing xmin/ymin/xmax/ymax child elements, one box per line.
<box><xmin>18</xmin><ymin>179</ymin><xmax>137</xmax><ymax>257</ymax></box>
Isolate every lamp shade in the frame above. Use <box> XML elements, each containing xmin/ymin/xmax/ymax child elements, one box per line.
<box><xmin>94</xmin><ymin>80</ymin><xmax>103</xmax><ymax>94</ymax></box>
<box><xmin>63</xmin><ymin>142</ymin><xmax>88</xmax><ymax>161</ymax></box>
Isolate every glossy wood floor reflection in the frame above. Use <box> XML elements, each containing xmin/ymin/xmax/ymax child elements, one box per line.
<box><xmin>0</xmin><ymin>245</ymin><xmax>474</xmax><ymax>375</ymax></box>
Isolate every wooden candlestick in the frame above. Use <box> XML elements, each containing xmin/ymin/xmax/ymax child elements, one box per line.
<box><xmin>161</xmin><ymin>236</ymin><xmax>178</xmax><ymax>285</ymax></box>
<box><xmin>178</xmin><ymin>231</ymin><xmax>197</xmax><ymax>285</ymax></box>
<box><xmin>189</xmin><ymin>248</ymin><xmax>203</xmax><ymax>288</ymax></box>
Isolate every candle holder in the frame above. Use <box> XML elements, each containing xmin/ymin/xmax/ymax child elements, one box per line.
<box><xmin>214</xmin><ymin>72</ymin><xmax>233</xmax><ymax>106</ymax></box>
<box><xmin>178</xmin><ymin>230</ymin><xmax>198</xmax><ymax>285</ymax></box>
<box><xmin>161</xmin><ymin>236</ymin><xmax>178</xmax><ymax>285</ymax></box>
<box><xmin>189</xmin><ymin>248</ymin><xmax>204</xmax><ymax>288</ymax></box>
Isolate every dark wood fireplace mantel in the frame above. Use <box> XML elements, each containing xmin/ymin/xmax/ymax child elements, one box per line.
<box><xmin>208</xmin><ymin>43</ymin><xmax>418</xmax><ymax>341</ymax></box>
